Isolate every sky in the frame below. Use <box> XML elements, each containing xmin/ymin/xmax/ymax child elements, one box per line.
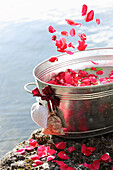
<box><xmin>0</xmin><ymin>0</ymin><xmax>113</xmax><ymax>23</ymax></box>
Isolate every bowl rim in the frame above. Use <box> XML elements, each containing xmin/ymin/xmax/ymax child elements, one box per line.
<box><xmin>33</xmin><ymin>47</ymin><xmax>113</xmax><ymax>89</ymax></box>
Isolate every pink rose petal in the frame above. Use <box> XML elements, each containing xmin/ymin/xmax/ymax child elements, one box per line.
<box><xmin>96</xmin><ymin>19</ymin><xmax>100</xmax><ymax>25</ymax></box>
<box><xmin>47</xmin><ymin>155</ymin><xmax>55</xmax><ymax>161</ymax></box>
<box><xmin>16</xmin><ymin>148</ymin><xmax>25</xmax><ymax>155</ymax></box>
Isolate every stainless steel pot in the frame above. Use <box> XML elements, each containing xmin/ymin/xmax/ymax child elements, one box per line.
<box><xmin>24</xmin><ymin>48</ymin><xmax>113</xmax><ymax>138</ymax></box>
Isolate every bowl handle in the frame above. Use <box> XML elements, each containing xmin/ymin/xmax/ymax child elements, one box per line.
<box><xmin>24</xmin><ymin>82</ymin><xmax>36</xmax><ymax>94</ymax></box>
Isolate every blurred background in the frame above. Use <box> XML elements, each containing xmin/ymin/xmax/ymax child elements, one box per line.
<box><xmin>0</xmin><ymin>0</ymin><xmax>113</xmax><ymax>158</ymax></box>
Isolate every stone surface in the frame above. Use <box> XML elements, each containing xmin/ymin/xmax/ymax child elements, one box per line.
<box><xmin>0</xmin><ymin>128</ymin><xmax>113</xmax><ymax>169</ymax></box>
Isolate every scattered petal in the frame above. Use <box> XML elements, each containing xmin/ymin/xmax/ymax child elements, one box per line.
<box><xmin>29</xmin><ymin>139</ymin><xmax>37</xmax><ymax>147</ymax></box>
<box><xmin>47</xmin><ymin>155</ymin><xmax>55</xmax><ymax>161</ymax></box>
<box><xmin>16</xmin><ymin>148</ymin><xmax>25</xmax><ymax>155</ymax></box>
<box><xmin>58</xmin><ymin>151</ymin><xmax>69</xmax><ymax>160</ymax></box>
<box><xmin>55</xmin><ymin>142</ymin><xmax>66</xmax><ymax>150</ymax></box>
<box><xmin>25</xmin><ymin>145</ymin><xmax>33</xmax><ymax>151</ymax></box>
<box><xmin>32</xmin><ymin>163</ymin><xmax>37</xmax><ymax>167</ymax></box>
<box><xmin>60</xmin><ymin>164</ymin><xmax>69</xmax><ymax>170</ymax></box>
<box><xmin>61</xmin><ymin>31</ymin><xmax>69</xmax><ymax>36</ymax></box>
<box><xmin>48</xmin><ymin>25</ymin><xmax>56</xmax><ymax>33</ymax></box>
<box><xmin>52</xmin><ymin>160</ymin><xmax>65</xmax><ymax>166</ymax></box>
<box><xmin>92</xmin><ymin>160</ymin><xmax>100</xmax><ymax>170</ymax></box>
<box><xmin>96</xmin><ymin>19</ymin><xmax>100</xmax><ymax>25</ymax></box>
<box><xmin>69</xmin><ymin>28</ymin><xmax>75</xmax><ymax>37</ymax></box>
<box><xmin>68</xmin><ymin>146</ymin><xmax>75</xmax><ymax>153</ymax></box>
<box><xmin>65</xmin><ymin>50</ymin><xmax>74</xmax><ymax>55</ymax></box>
<box><xmin>34</xmin><ymin>160</ymin><xmax>43</xmax><ymax>165</ymax></box>
<box><xmin>82</xmin><ymin>4</ymin><xmax>88</xmax><ymax>16</ymax></box>
<box><xmin>100</xmin><ymin>153</ymin><xmax>111</xmax><ymax>163</ymax></box>
<box><xmin>49</xmin><ymin>57</ymin><xmax>58</xmax><ymax>62</ymax></box>
<box><xmin>85</xmin><ymin>10</ymin><xmax>94</xmax><ymax>22</ymax></box>
<box><xmin>30</xmin><ymin>155</ymin><xmax>40</xmax><ymax>161</ymax></box>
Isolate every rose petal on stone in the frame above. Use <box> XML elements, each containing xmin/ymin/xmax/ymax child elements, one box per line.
<box><xmin>32</xmin><ymin>163</ymin><xmax>37</xmax><ymax>167</ymax></box>
<box><xmin>55</xmin><ymin>142</ymin><xmax>66</xmax><ymax>150</ymax></box>
<box><xmin>34</xmin><ymin>160</ymin><xmax>43</xmax><ymax>165</ymax></box>
<box><xmin>96</xmin><ymin>19</ymin><xmax>100</xmax><ymax>25</ymax></box>
<box><xmin>68</xmin><ymin>146</ymin><xmax>75</xmax><ymax>153</ymax></box>
<box><xmin>69</xmin><ymin>28</ymin><xmax>75</xmax><ymax>37</ymax></box>
<box><xmin>100</xmin><ymin>153</ymin><xmax>111</xmax><ymax>163</ymax></box>
<box><xmin>16</xmin><ymin>148</ymin><xmax>25</xmax><ymax>155</ymax></box>
<box><xmin>96</xmin><ymin>70</ymin><xmax>103</xmax><ymax>75</ymax></box>
<box><xmin>61</xmin><ymin>31</ymin><xmax>69</xmax><ymax>36</ymax></box>
<box><xmin>58</xmin><ymin>151</ymin><xmax>69</xmax><ymax>160</ymax></box>
<box><xmin>85</xmin><ymin>10</ymin><xmax>94</xmax><ymax>22</ymax></box>
<box><xmin>47</xmin><ymin>149</ymin><xmax>57</xmax><ymax>155</ymax></box>
<box><xmin>52</xmin><ymin>160</ymin><xmax>65</xmax><ymax>166</ymax></box>
<box><xmin>92</xmin><ymin>160</ymin><xmax>100</xmax><ymax>170</ymax></box>
<box><xmin>47</xmin><ymin>155</ymin><xmax>55</xmax><ymax>161</ymax></box>
<box><xmin>29</xmin><ymin>139</ymin><xmax>37</xmax><ymax>147</ymax></box>
<box><xmin>30</xmin><ymin>155</ymin><xmax>40</xmax><ymax>161</ymax></box>
<box><xmin>82</xmin><ymin>4</ymin><xmax>88</xmax><ymax>16</ymax></box>
<box><xmin>25</xmin><ymin>145</ymin><xmax>33</xmax><ymax>151</ymax></box>
<box><xmin>60</xmin><ymin>164</ymin><xmax>69</xmax><ymax>170</ymax></box>
<box><xmin>49</xmin><ymin>57</ymin><xmax>58</xmax><ymax>62</ymax></box>
<box><xmin>48</xmin><ymin>25</ymin><xmax>56</xmax><ymax>33</ymax></box>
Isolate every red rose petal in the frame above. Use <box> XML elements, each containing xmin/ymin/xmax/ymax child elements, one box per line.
<box><xmin>77</xmin><ymin>40</ymin><xmax>87</xmax><ymax>51</ymax></box>
<box><xmin>96</xmin><ymin>19</ymin><xmax>100</xmax><ymax>25</ymax></box>
<box><xmin>78</xmin><ymin>33</ymin><xmax>86</xmax><ymax>41</ymax></box>
<box><xmin>48</xmin><ymin>25</ymin><xmax>56</xmax><ymax>33</ymax></box>
<box><xmin>65</xmin><ymin>19</ymin><xmax>82</xmax><ymax>26</ymax></box>
<box><xmin>65</xmin><ymin>50</ymin><xmax>74</xmax><ymax>55</ymax></box>
<box><xmin>82</xmin><ymin>4</ymin><xmax>88</xmax><ymax>16</ymax></box>
<box><xmin>52</xmin><ymin>35</ymin><xmax>57</xmax><ymax>41</ymax></box>
<box><xmin>16</xmin><ymin>148</ymin><xmax>25</xmax><ymax>155</ymax></box>
<box><xmin>34</xmin><ymin>160</ymin><xmax>43</xmax><ymax>165</ymax></box>
<box><xmin>61</xmin><ymin>31</ymin><xmax>69</xmax><ymax>36</ymax></box>
<box><xmin>47</xmin><ymin>155</ymin><xmax>55</xmax><ymax>161</ymax></box>
<box><xmin>85</xmin><ymin>10</ymin><xmax>94</xmax><ymax>22</ymax></box>
<box><xmin>96</xmin><ymin>70</ymin><xmax>103</xmax><ymax>75</ymax></box>
<box><xmin>30</xmin><ymin>155</ymin><xmax>40</xmax><ymax>161</ymax></box>
<box><xmin>91</xmin><ymin>60</ymin><xmax>99</xmax><ymax>65</ymax></box>
<box><xmin>55</xmin><ymin>142</ymin><xmax>66</xmax><ymax>150</ymax></box>
<box><xmin>69</xmin><ymin>28</ymin><xmax>75</xmax><ymax>37</ymax></box>
<box><xmin>92</xmin><ymin>160</ymin><xmax>100</xmax><ymax>170</ymax></box>
<box><xmin>91</xmin><ymin>67</ymin><xmax>96</xmax><ymax>71</ymax></box>
<box><xmin>60</xmin><ymin>164</ymin><xmax>69</xmax><ymax>170</ymax></box>
<box><xmin>29</xmin><ymin>139</ymin><xmax>37</xmax><ymax>147</ymax></box>
<box><xmin>68</xmin><ymin>146</ymin><xmax>75</xmax><ymax>153</ymax></box>
<box><xmin>100</xmin><ymin>153</ymin><xmax>111</xmax><ymax>163</ymax></box>
<box><xmin>58</xmin><ymin>151</ymin><xmax>69</xmax><ymax>160</ymax></box>
<box><xmin>49</xmin><ymin>57</ymin><xmax>58</xmax><ymax>62</ymax></box>
<box><xmin>68</xmin><ymin>42</ymin><xmax>75</xmax><ymax>49</ymax></box>
<box><xmin>32</xmin><ymin>163</ymin><xmax>37</xmax><ymax>167</ymax></box>
<box><xmin>52</xmin><ymin>160</ymin><xmax>65</xmax><ymax>166</ymax></box>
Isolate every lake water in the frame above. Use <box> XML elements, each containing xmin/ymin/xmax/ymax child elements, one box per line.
<box><xmin>0</xmin><ymin>0</ymin><xmax>113</xmax><ymax>158</ymax></box>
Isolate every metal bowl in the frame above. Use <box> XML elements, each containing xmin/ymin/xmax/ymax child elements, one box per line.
<box><xmin>25</xmin><ymin>48</ymin><xmax>113</xmax><ymax>138</ymax></box>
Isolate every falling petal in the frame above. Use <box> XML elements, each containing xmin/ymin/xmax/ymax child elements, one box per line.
<box><xmin>61</xmin><ymin>31</ymin><xmax>69</xmax><ymax>36</ymax></box>
<box><xmin>69</xmin><ymin>28</ymin><xmax>75</xmax><ymax>37</ymax></box>
<box><xmin>78</xmin><ymin>33</ymin><xmax>86</xmax><ymax>41</ymax></box>
<box><xmin>77</xmin><ymin>40</ymin><xmax>87</xmax><ymax>51</ymax></box>
<box><xmin>65</xmin><ymin>19</ymin><xmax>82</xmax><ymax>26</ymax></box>
<box><xmin>68</xmin><ymin>42</ymin><xmax>75</xmax><ymax>49</ymax></box>
<box><xmin>82</xmin><ymin>4</ymin><xmax>88</xmax><ymax>16</ymax></box>
<box><xmin>49</xmin><ymin>57</ymin><xmax>58</xmax><ymax>62</ymax></box>
<box><xmin>85</xmin><ymin>10</ymin><xmax>94</xmax><ymax>22</ymax></box>
<box><xmin>52</xmin><ymin>35</ymin><xmax>57</xmax><ymax>41</ymax></box>
<box><xmin>48</xmin><ymin>25</ymin><xmax>56</xmax><ymax>33</ymax></box>
<box><xmin>96</xmin><ymin>19</ymin><xmax>100</xmax><ymax>25</ymax></box>
<box><xmin>34</xmin><ymin>160</ymin><xmax>43</xmax><ymax>165</ymax></box>
<box><xmin>65</xmin><ymin>50</ymin><xmax>74</xmax><ymax>55</ymax></box>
